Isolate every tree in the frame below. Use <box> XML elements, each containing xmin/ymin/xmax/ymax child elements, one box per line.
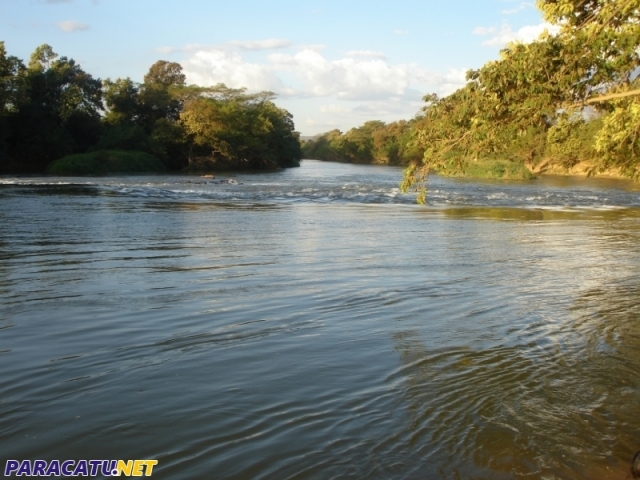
<box><xmin>100</xmin><ymin>64</ymin><xmax>190</xmax><ymax>167</ymax></box>
<box><xmin>180</xmin><ymin>84</ymin><xmax>301</xmax><ymax>169</ymax></box>
<box><xmin>103</xmin><ymin>77</ymin><xmax>140</xmax><ymax>124</ymax></box>
<box><xmin>7</xmin><ymin>44</ymin><xmax>103</xmax><ymax>171</ymax></box>
<box><xmin>401</xmin><ymin>0</ymin><xmax>640</xmax><ymax>201</ymax></box>
<box><xmin>143</xmin><ymin>60</ymin><xmax>186</xmax><ymax>87</ymax></box>
<box><xmin>0</xmin><ymin>42</ymin><xmax>25</xmax><ymax>169</ymax></box>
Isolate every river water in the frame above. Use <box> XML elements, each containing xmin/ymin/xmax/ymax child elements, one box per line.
<box><xmin>1</xmin><ymin>160</ymin><xmax>640</xmax><ymax>479</ymax></box>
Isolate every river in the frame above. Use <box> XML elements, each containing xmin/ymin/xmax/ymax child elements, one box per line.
<box><xmin>1</xmin><ymin>160</ymin><xmax>639</xmax><ymax>479</ymax></box>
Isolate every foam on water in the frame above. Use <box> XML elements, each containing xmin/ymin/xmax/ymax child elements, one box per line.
<box><xmin>2</xmin><ymin>159</ymin><xmax>640</xmax><ymax>211</ymax></box>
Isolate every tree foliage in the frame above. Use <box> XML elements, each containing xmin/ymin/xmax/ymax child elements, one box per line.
<box><xmin>401</xmin><ymin>0</ymin><xmax>640</xmax><ymax>203</ymax></box>
<box><xmin>180</xmin><ymin>86</ymin><xmax>300</xmax><ymax>169</ymax></box>
<box><xmin>1</xmin><ymin>44</ymin><xmax>103</xmax><ymax>171</ymax></box>
<box><xmin>302</xmin><ymin>119</ymin><xmax>423</xmax><ymax>166</ymax></box>
<box><xmin>0</xmin><ymin>47</ymin><xmax>301</xmax><ymax>173</ymax></box>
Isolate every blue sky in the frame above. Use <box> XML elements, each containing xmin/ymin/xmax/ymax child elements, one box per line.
<box><xmin>0</xmin><ymin>0</ymin><xmax>553</xmax><ymax>135</ymax></box>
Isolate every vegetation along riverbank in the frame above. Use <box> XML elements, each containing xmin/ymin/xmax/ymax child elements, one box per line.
<box><xmin>303</xmin><ymin>0</ymin><xmax>640</xmax><ymax>203</ymax></box>
<box><xmin>0</xmin><ymin>45</ymin><xmax>302</xmax><ymax>175</ymax></box>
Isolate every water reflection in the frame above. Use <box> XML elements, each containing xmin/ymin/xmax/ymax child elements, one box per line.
<box><xmin>438</xmin><ymin>206</ymin><xmax>640</xmax><ymax>222</ymax></box>
<box><xmin>390</xmin><ymin>279</ymin><xmax>640</xmax><ymax>479</ymax></box>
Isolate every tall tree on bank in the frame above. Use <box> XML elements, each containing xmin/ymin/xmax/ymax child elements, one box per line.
<box><xmin>1</xmin><ymin>44</ymin><xmax>102</xmax><ymax>172</ymax></box>
<box><xmin>101</xmin><ymin>61</ymin><xmax>190</xmax><ymax>169</ymax></box>
<box><xmin>401</xmin><ymin>0</ymin><xmax>640</xmax><ymax>203</ymax></box>
<box><xmin>103</xmin><ymin>65</ymin><xmax>301</xmax><ymax>170</ymax></box>
<box><xmin>180</xmin><ymin>86</ymin><xmax>301</xmax><ymax>169</ymax></box>
<box><xmin>0</xmin><ymin>42</ymin><xmax>25</xmax><ymax>167</ymax></box>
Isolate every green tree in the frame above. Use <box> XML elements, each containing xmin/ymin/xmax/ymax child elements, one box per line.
<box><xmin>0</xmin><ymin>42</ymin><xmax>25</xmax><ymax>169</ymax></box>
<box><xmin>143</xmin><ymin>60</ymin><xmax>186</xmax><ymax>87</ymax></box>
<box><xmin>401</xmin><ymin>0</ymin><xmax>640</xmax><ymax>202</ymax></box>
<box><xmin>7</xmin><ymin>44</ymin><xmax>102</xmax><ymax>171</ymax></box>
<box><xmin>180</xmin><ymin>85</ymin><xmax>300</xmax><ymax>169</ymax></box>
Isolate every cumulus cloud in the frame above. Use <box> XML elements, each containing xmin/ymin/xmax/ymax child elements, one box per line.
<box><xmin>156</xmin><ymin>44</ymin><xmax>210</xmax><ymax>54</ymax></box>
<box><xmin>305</xmin><ymin>117</ymin><xmax>338</xmax><ymax>128</ymax></box>
<box><xmin>56</xmin><ymin>20</ymin><xmax>89</xmax><ymax>32</ymax></box>
<box><xmin>319</xmin><ymin>104</ymin><xmax>349</xmax><ymax>114</ymax></box>
<box><xmin>157</xmin><ymin>39</ymin><xmax>292</xmax><ymax>55</ymax></box>
<box><xmin>345</xmin><ymin>50</ymin><xmax>386</xmax><ymax>59</ymax></box>
<box><xmin>418</xmin><ymin>69</ymin><xmax>467</xmax><ymax>96</ymax></box>
<box><xmin>183</xmin><ymin>47</ymin><xmax>466</xmax><ymax>101</ymax></box>
<box><xmin>183</xmin><ymin>50</ymin><xmax>285</xmax><ymax>93</ymax></box>
<box><xmin>272</xmin><ymin>49</ymin><xmax>414</xmax><ymax>99</ymax></box>
<box><xmin>228</xmin><ymin>39</ymin><xmax>291</xmax><ymax>50</ymax></box>
<box><xmin>298</xmin><ymin>44</ymin><xmax>326</xmax><ymax>52</ymax></box>
<box><xmin>474</xmin><ymin>22</ymin><xmax>560</xmax><ymax>46</ymax></box>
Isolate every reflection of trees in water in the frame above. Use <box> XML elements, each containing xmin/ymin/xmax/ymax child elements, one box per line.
<box><xmin>391</xmin><ymin>280</ymin><xmax>640</xmax><ymax>479</ymax></box>
<box><xmin>440</xmin><ymin>206</ymin><xmax>640</xmax><ymax>222</ymax></box>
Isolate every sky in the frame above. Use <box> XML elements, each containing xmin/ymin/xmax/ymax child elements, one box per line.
<box><xmin>0</xmin><ymin>0</ymin><xmax>556</xmax><ymax>136</ymax></box>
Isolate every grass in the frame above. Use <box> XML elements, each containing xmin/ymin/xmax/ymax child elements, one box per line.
<box><xmin>47</xmin><ymin>150</ymin><xmax>166</xmax><ymax>175</ymax></box>
<box><xmin>436</xmin><ymin>156</ymin><xmax>536</xmax><ymax>180</ymax></box>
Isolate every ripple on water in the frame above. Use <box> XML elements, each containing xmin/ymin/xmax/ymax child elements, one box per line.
<box><xmin>1</xmin><ymin>162</ymin><xmax>640</xmax><ymax>478</ymax></box>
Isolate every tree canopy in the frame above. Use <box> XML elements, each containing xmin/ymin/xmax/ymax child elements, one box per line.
<box><xmin>399</xmin><ymin>0</ymin><xmax>640</xmax><ymax>203</ymax></box>
<box><xmin>0</xmin><ymin>48</ymin><xmax>301</xmax><ymax>173</ymax></box>
<box><xmin>301</xmin><ymin>119</ymin><xmax>423</xmax><ymax>166</ymax></box>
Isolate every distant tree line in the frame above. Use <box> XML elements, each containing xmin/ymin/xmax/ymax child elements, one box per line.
<box><xmin>0</xmin><ymin>43</ymin><xmax>301</xmax><ymax>174</ymax></box>
<box><xmin>301</xmin><ymin>119</ymin><xmax>424</xmax><ymax>166</ymax></box>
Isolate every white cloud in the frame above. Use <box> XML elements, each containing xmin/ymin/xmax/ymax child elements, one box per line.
<box><xmin>501</xmin><ymin>2</ymin><xmax>532</xmax><ymax>15</ymax></box>
<box><xmin>298</xmin><ymin>44</ymin><xmax>326</xmax><ymax>52</ymax></box>
<box><xmin>184</xmin><ymin>47</ymin><xmax>466</xmax><ymax>101</ymax></box>
<box><xmin>474</xmin><ymin>22</ymin><xmax>560</xmax><ymax>46</ymax></box>
<box><xmin>345</xmin><ymin>50</ymin><xmax>386</xmax><ymax>59</ymax></box>
<box><xmin>228</xmin><ymin>39</ymin><xmax>291</xmax><ymax>51</ymax></box>
<box><xmin>305</xmin><ymin>117</ymin><xmax>338</xmax><ymax>128</ymax></box>
<box><xmin>273</xmin><ymin>50</ymin><xmax>412</xmax><ymax>99</ymax></box>
<box><xmin>473</xmin><ymin>26</ymin><xmax>496</xmax><ymax>35</ymax></box>
<box><xmin>183</xmin><ymin>50</ymin><xmax>285</xmax><ymax>92</ymax></box>
<box><xmin>419</xmin><ymin>69</ymin><xmax>467</xmax><ymax>96</ymax></box>
<box><xmin>319</xmin><ymin>104</ymin><xmax>349</xmax><ymax>114</ymax></box>
<box><xmin>56</xmin><ymin>20</ymin><xmax>89</xmax><ymax>32</ymax></box>
<box><xmin>156</xmin><ymin>44</ymin><xmax>209</xmax><ymax>54</ymax></box>
<box><xmin>157</xmin><ymin>39</ymin><xmax>292</xmax><ymax>55</ymax></box>
<box><xmin>156</xmin><ymin>46</ymin><xmax>177</xmax><ymax>54</ymax></box>
<box><xmin>393</xmin><ymin>29</ymin><xmax>410</xmax><ymax>36</ymax></box>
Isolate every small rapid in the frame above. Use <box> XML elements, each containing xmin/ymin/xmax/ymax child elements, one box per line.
<box><xmin>1</xmin><ymin>160</ymin><xmax>640</xmax><ymax>210</ymax></box>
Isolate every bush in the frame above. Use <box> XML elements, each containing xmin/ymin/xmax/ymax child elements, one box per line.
<box><xmin>47</xmin><ymin>150</ymin><xmax>166</xmax><ymax>175</ymax></box>
<box><xmin>436</xmin><ymin>155</ymin><xmax>535</xmax><ymax>180</ymax></box>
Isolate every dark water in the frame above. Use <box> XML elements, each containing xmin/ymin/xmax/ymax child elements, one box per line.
<box><xmin>1</xmin><ymin>160</ymin><xmax>640</xmax><ymax>479</ymax></box>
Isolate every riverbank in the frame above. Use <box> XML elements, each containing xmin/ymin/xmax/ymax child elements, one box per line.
<box><xmin>430</xmin><ymin>156</ymin><xmax>632</xmax><ymax>182</ymax></box>
<box><xmin>527</xmin><ymin>158</ymin><xmax>625</xmax><ymax>180</ymax></box>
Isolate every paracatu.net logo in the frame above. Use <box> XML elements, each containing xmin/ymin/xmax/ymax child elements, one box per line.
<box><xmin>4</xmin><ymin>460</ymin><xmax>158</xmax><ymax>477</ymax></box>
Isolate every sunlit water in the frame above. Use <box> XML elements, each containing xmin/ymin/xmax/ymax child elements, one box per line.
<box><xmin>1</xmin><ymin>160</ymin><xmax>639</xmax><ymax>479</ymax></box>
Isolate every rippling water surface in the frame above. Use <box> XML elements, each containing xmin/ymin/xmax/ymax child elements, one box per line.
<box><xmin>1</xmin><ymin>160</ymin><xmax>640</xmax><ymax>479</ymax></box>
